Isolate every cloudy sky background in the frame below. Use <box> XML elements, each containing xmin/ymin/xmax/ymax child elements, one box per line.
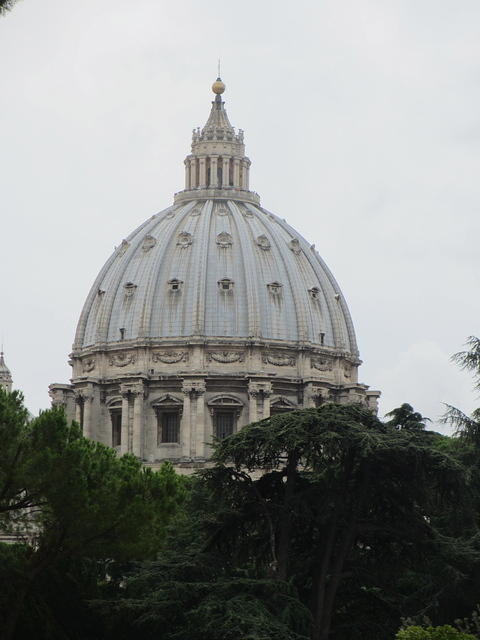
<box><xmin>1</xmin><ymin>0</ymin><xmax>479</xmax><ymax>431</ymax></box>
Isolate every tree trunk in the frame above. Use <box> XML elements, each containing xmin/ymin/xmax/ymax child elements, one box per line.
<box><xmin>313</xmin><ymin>470</ymin><xmax>370</xmax><ymax>640</ymax></box>
<box><xmin>2</xmin><ymin>558</ymin><xmax>44</xmax><ymax>640</ymax></box>
<box><xmin>277</xmin><ymin>451</ymin><xmax>298</xmax><ymax>581</ymax></box>
<box><xmin>312</xmin><ymin>511</ymin><xmax>338</xmax><ymax>640</ymax></box>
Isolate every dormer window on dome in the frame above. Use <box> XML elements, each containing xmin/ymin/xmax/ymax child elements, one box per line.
<box><xmin>124</xmin><ymin>282</ymin><xmax>137</xmax><ymax>298</ymax></box>
<box><xmin>309</xmin><ymin>286</ymin><xmax>320</xmax><ymax>300</ymax></box>
<box><xmin>218</xmin><ymin>278</ymin><xmax>234</xmax><ymax>292</ymax></box>
<box><xmin>267</xmin><ymin>281</ymin><xmax>283</xmax><ymax>295</ymax></box>
<box><xmin>168</xmin><ymin>279</ymin><xmax>183</xmax><ymax>292</ymax></box>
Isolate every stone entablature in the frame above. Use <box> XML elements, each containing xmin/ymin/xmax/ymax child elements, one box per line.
<box><xmin>174</xmin><ymin>187</ymin><xmax>260</xmax><ymax>205</ymax></box>
<box><xmin>50</xmin><ymin>338</ymin><xmax>379</xmax><ymax>469</ymax></box>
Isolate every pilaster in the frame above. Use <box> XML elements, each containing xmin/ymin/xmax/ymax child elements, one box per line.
<box><xmin>209</xmin><ymin>156</ymin><xmax>218</xmax><ymax>188</ymax></box>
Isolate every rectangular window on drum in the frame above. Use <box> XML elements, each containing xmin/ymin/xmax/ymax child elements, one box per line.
<box><xmin>111</xmin><ymin>411</ymin><xmax>122</xmax><ymax>447</ymax></box>
<box><xmin>159</xmin><ymin>412</ymin><xmax>180</xmax><ymax>444</ymax></box>
<box><xmin>215</xmin><ymin>412</ymin><xmax>234</xmax><ymax>439</ymax></box>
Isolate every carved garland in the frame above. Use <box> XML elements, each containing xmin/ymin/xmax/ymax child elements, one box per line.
<box><xmin>311</xmin><ymin>357</ymin><xmax>333</xmax><ymax>372</ymax></box>
<box><xmin>262</xmin><ymin>353</ymin><xmax>296</xmax><ymax>367</ymax></box>
<box><xmin>109</xmin><ymin>352</ymin><xmax>136</xmax><ymax>367</ymax></box>
<box><xmin>82</xmin><ymin>358</ymin><xmax>95</xmax><ymax>373</ymax></box>
<box><xmin>207</xmin><ymin>351</ymin><xmax>245</xmax><ymax>363</ymax></box>
<box><xmin>152</xmin><ymin>351</ymin><xmax>188</xmax><ymax>364</ymax></box>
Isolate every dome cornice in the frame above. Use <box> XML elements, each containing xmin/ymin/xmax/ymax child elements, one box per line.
<box><xmin>174</xmin><ymin>187</ymin><xmax>260</xmax><ymax>205</ymax></box>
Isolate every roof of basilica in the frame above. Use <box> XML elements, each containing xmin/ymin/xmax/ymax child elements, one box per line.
<box><xmin>74</xmin><ymin>79</ymin><xmax>358</xmax><ymax>356</ymax></box>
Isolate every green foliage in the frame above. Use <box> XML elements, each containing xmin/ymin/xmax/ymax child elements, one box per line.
<box><xmin>0</xmin><ymin>0</ymin><xmax>18</xmax><ymax>15</ymax></box>
<box><xmin>385</xmin><ymin>403</ymin><xmax>430</xmax><ymax>430</ymax></box>
<box><xmin>396</xmin><ymin>625</ymin><xmax>476</xmax><ymax>640</ymax></box>
<box><xmin>0</xmin><ymin>388</ymin><xmax>188</xmax><ymax>639</ymax></box>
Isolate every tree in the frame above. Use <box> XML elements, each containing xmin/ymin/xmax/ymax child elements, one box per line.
<box><xmin>0</xmin><ymin>389</ymin><xmax>34</xmax><ymax>524</ymax></box>
<box><xmin>385</xmin><ymin>402</ymin><xmax>430</xmax><ymax>431</ymax></box>
<box><xmin>0</xmin><ymin>0</ymin><xmax>19</xmax><ymax>16</ymax></box>
<box><xmin>211</xmin><ymin>404</ymin><xmax>467</xmax><ymax>640</ymax></box>
<box><xmin>0</xmin><ymin>389</ymin><xmax>188</xmax><ymax>639</ymax></box>
<box><xmin>98</xmin><ymin>404</ymin><xmax>468</xmax><ymax>640</ymax></box>
<box><xmin>442</xmin><ymin>338</ymin><xmax>480</xmax><ymax>446</ymax></box>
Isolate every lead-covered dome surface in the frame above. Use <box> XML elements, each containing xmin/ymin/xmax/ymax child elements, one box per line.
<box><xmin>74</xmin><ymin>199</ymin><xmax>358</xmax><ymax>354</ymax></box>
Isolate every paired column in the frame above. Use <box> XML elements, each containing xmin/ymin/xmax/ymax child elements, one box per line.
<box><xmin>199</xmin><ymin>156</ymin><xmax>207</xmax><ymax>188</ymax></box>
<box><xmin>222</xmin><ymin>158</ymin><xmax>230</xmax><ymax>187</ymax></box>
<box><xmin>132</xmin><ymin>384</ymin><xmax>145</xmax><ymax>458</ymax></box>
<box><xmin>233</xmin><ymin>158</ymin><xmax>240</xmax><ymax>187</ymax></box>
<box><xmin>189</xmin><ymin>158</ymin><xmax>197</xmax><ymax>189</ymax></box>
<box><xmin>304</xmin><ymin>384</ymin><xmax>325</xmax><ymax>408</ymax></box>
<box><xmin>248</xmin><ymin>381</ymin><xmax>272</xmax><ymax>422</ymax></box>
<box><xmin>248</xmin><ymin>389</ymin><xmax>258</xmax><ymax>423</ymax></box>
<box><xmin>241</xmin><ymin>159</ymin><xmax>251</xmax><ymax>189</ymax></box>
<box><xmin>119</xmin><ymin>382</ymin><xmax>145</xmax><ymax>457</ymax></box>
<box><xmin>74</xmin><ymin>388</ymin><xmax>93</xmax><ymax>438</ymax></box>
<box><xmin>82</xmin><ymin>388</ymin><xmax>94</xmax><ymax>439</ymax></box>
<box><xmin>181</xmin><ymin>382</ymin><xmax>192</xmax><ymax>459</ymax></box>
<box><xmin>209</xmin><ymin>156</ymin><xmax>218</xmax><ymax>188</ymax></box>
<box><xmin>74</xmin><ymin>393</ymin><xmax>83</xmax><ymax>426</ymax></box>
<box><xmin>120</xmin><ymin>391</ymin><xmax>130</xmax><ymax>455</ymax></box>
<box><xmin>182</xmin><ymin>379</ymin><xmax>206</xmax><ymax>459</ymax></box>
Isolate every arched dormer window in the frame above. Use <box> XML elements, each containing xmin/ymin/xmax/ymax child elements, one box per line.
<box><xmin>267</xmin><ymin>281</ymin><xmax>283</xmax><ymax>295</ymax></box>
<box><xmin>152</xmin><ymin>395</ymin><xmax>183</xmax><ymax>444</ymax></box>
<box><xmin>208</xmin><ymin>395</ymin><xmax>243</xmax><ymax>439</ymax></box>
<box><xmin>218</xmin><ymin>277</ymin><xmax>234</xmax><ymax>292</ymax></box>
<box><xmin>270</xmin><ymin>396</ymin><xmax>296</xmax><ymax>416</ymax></box>
<box><xmin>168</xmin><ymin>278</ymin><xmax>183</xmax><ymax>293</ymax></box>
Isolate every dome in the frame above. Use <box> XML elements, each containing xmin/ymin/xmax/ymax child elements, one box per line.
<box><xmin>0</xmin><ymin>352</ymin><xmax>12</xmax><ymax>392</ymax></box>
<box><xmin>50</xmin><ymin>77</ymin><xmax>379</xmax><ymax>469</ymax></box>
<box><xmin>74</xmin><ymin>199</ymin><xmax>357</xmax><ymax>354</ymax></box>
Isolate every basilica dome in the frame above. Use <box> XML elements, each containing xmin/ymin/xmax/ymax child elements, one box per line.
<box><xmin>74</xmin><ymin>198</ymin><xmax>357</xmax><ymax>354</ymax></box>
<box><xmin>50</xmin><ymin>77</ymin><xmax>379</xmax><ymax>468</ymax></box>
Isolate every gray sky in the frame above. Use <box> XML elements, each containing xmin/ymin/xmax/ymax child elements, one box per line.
<box><xmin>1</xmin><ymin>0</ymin><xmax>479</xmax><ymax>431</ymax></box>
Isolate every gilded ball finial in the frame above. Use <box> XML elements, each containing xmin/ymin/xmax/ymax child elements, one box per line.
<box><xmin>212</xmin><ymin>77</ymin><xmax>225</xmax><ymax>95</ymax></box>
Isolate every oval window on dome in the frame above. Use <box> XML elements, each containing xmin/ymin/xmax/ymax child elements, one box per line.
<box><xmin>168</xmin><ymin>278</ymin><xmax>183</xmax><ymax>292</ymax></box>
<box><xmin>267</xmin><ymin>281</ymin><xmax>283</xmax><ymax>295</ymax></box>
<box><xmin>218</xmin><ymin>278</ymin><xmax>234</xmax><ymax>292</ymax></box>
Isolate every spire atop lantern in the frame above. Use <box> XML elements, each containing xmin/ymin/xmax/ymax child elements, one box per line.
<box><xmin>175</xmin><ymin>77</ymin><xmax>256</xmax><ymax>203</ymax></box>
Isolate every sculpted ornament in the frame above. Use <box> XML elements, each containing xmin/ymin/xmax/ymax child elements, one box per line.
<box><xmin>182</xmin><ymin>380</ymin><xmax>206</xmax><ymax>396</ymax></box>
<box><xmin>311</xmin><ymin>357</ymin><xmax>333</xmax><ymax>372</ymax></box>
<box><xmin>152</xmin><ymin>351</ymin><xmax>188</xmax><ymax>364</ymax></box>
<box><xmin>117</xmin><ymin>239</ymin><xmax>130</xmax><ymax>255</ymax></box>
<box><xmin>190</xmin><ymin>204</ymin><xmax>202</xmax><ymax>216</ymax></box>
<box><xmin>216</xmin><ymin>204</ymin><xmax>228</xmax><ymax>216</ymax></box>
<box><xmin>142</xmin><ymin>234</ymin><xmax>156</xmax><ymax>252</ymax></box>
<box><xmin>262</xmin><ymin>353</ymin><xmax>296</xmax><ymax>367</ymax></box>
<box><xmin>176</xmin><ymin>231</ymin><xmax>193</xmax><ymax>248</ymax></box>
<box><xmin>256</xmin><ymin>234</ymin><xmax>271</xmax><ymax>251</ymax></box>
<box><xmin>82</xmin><ymin>358</ymin><xmax>95</xmax><ymax>373</ymax></box>
<box><xmin>124</xmin><ymin>282</ymin><xmax>137</xmax><ymax>298</ymax></box>
<box><xmin>109</xmin><ymin>352</ymin><xmax>136</xmax><ymax>367</ymax></box>
<box><xmin>289</xmin><ymin>238</ymin><xmax>302</xmax><ymax>255</ymax></box>
<box><xmin>216</xmin><ymin>231</ymin><xmax>233</xmax><ymax>248</ymax></box>
<box><xmin>207</xmin><ymin>351</ymin><xmax>245</xmax><ymax>363</ymax></box>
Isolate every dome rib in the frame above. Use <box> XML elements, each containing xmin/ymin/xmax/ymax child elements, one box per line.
<box><xmin>73</xmin><ymin>199</ymin><xmax>359</xmax><ymax>355</ymax></box>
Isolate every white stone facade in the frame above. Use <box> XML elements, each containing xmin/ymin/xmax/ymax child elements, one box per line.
<box><xmin>0</xmin><ymin>352</ymin><xmax>12</xmax><ymax>393</ymax></box>
<box><xmin>50</xmin><ymin>78</ymin><xmax>380</xmax><ymax>469</ymax></box>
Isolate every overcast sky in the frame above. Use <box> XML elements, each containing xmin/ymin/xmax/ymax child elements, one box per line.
<box><xmin>1</xmin><ymin>0</ymin><xmax>479</xmax><ymax>431</ymax></box>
